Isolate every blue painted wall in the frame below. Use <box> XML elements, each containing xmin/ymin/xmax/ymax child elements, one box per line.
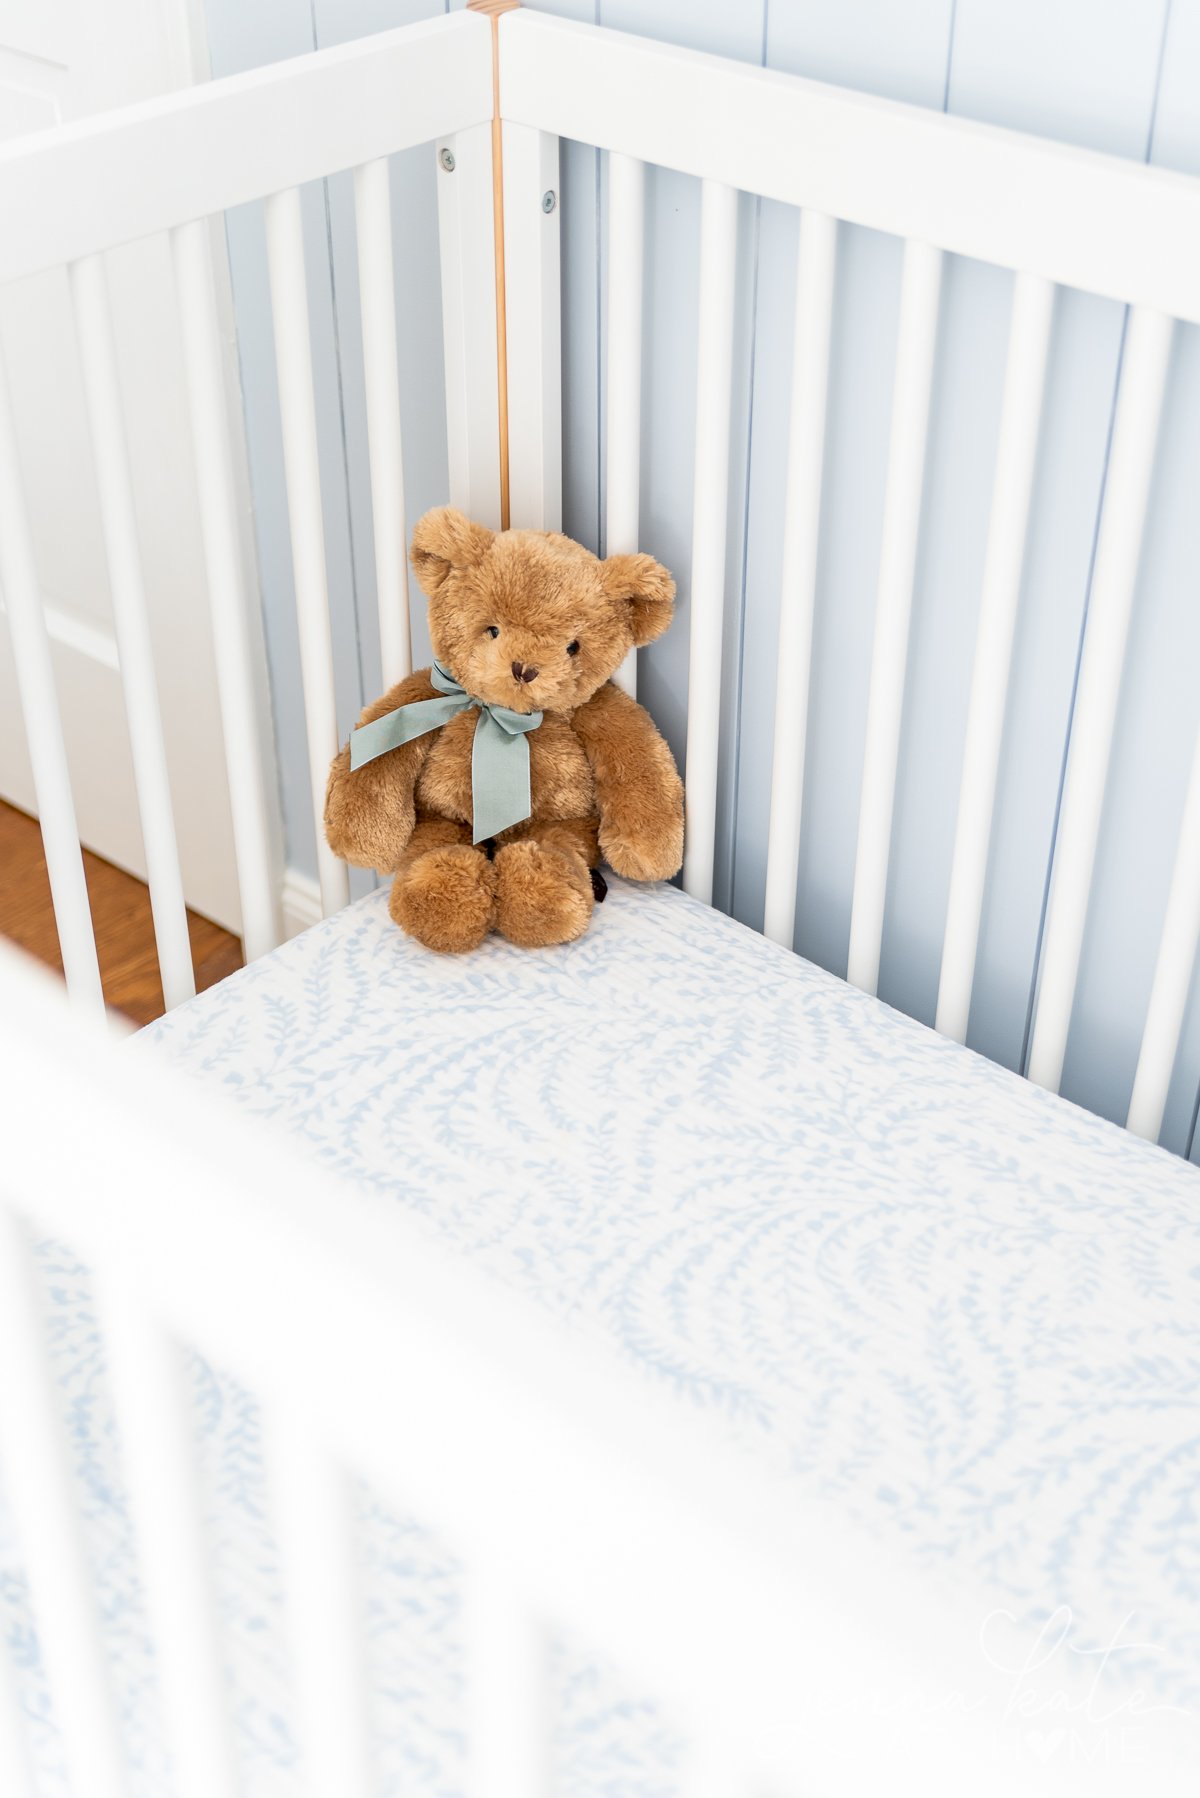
<box><xmin>204</xmin><ymin>0</ymin><xmax>1200</xmax><ymax>1155</ymax></box>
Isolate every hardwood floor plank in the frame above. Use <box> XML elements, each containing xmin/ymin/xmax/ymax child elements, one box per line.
<box><xmin>0</xmin><ymin>800</ymin><xmax>243</xmax><ymax>1026</ymax></box>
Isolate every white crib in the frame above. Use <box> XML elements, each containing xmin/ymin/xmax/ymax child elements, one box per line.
<box><xmin>1</xmin><ymin>3</ymin><xmax>1199</xmax><ymax>1792</ymax></box>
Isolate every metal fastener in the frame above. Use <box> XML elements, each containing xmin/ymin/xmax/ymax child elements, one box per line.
<box><xmin>541</xmin><ymin>189</ymin><xmax>557</xmax><ymax>214</ymax></box>
<box><xmin>439</xmin><ymin>148</ymin><xmax>456</xmax><ymax>173</ymax></box>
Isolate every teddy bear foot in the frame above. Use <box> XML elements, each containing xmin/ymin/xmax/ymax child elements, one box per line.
<box><xmin>389</xmin><ymin>845</ymin><xmax>496</xmax><ymax>953</ymax></box>
<box><xmin>494</xmin><ymin>839</ymin><xmax>593</xmax><ymax>948</ymax></box>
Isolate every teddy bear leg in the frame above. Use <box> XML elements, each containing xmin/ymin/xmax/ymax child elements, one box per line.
<box><xmin>388</xmin><ymin>819</ymin><xmax>496</xmax><ymax>953</ymax></box>
<box><xmin>492</xmin><ymin>820</ymin><xmax>597</xmax><ymax>949</ymax></box>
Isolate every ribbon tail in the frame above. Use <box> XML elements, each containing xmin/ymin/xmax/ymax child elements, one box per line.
<box><xmin>350</xmin><ymin>693</ymin><xmax>466</xmax><ymax>770</ymax></box>
<box><xmin>470</xmin><ymin>710</ymin><xmax>533</xmax><ymax>842</ymax></box>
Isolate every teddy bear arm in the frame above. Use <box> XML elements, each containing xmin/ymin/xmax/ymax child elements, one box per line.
<box><xmin>323</xmin><ymin>669</ymin><xmax>437</xmax><ymax>873</ymax></box>
<box><xmin>573</xmin><ymin>683</ymin><xmax>684</xmax><ymax>883</ymax></box>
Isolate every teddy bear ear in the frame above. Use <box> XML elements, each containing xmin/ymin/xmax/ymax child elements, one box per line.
<box><xmin>601</xmin><ymin>552</ymin><xmax>676</xmax><ymax>648</ymax></box>
<box><xmin>410</xmin><ymin>507</ymin><xmax>495</xmax><ymax>596</ymax></box>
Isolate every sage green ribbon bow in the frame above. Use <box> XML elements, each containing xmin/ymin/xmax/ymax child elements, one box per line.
<box><xmin>350</xmin><ymin>661</ymin><xmax>542</xmax><ymax>844</ymax></box>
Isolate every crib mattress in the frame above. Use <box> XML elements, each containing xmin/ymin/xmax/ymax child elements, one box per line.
<box><xmin>7</xmin><ymin>878</ymin><xmax>1200</xmax><ymax>1791</ymax></box>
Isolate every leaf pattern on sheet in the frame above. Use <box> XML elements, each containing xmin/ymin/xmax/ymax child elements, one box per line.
<box><xmin>2</xmin><ymin>878</ymin><xmax>1199</xmax><ymax>1793</ymax></box>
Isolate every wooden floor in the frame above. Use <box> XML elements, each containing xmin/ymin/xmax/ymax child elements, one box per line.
<box><xmin>0</xmin><ymin>800</ymin><xmax>243</xmax><ymax>1027</ymax></box>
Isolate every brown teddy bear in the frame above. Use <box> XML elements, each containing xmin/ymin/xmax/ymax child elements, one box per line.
<box><xmin>323</xmin><ymin>507</ymin><xmax>684</xmax><ymax>953</ymax></box>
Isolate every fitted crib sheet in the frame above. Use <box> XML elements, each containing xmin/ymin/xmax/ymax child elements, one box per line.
<box><xmin>4</xmin><ymin>876</ymin><xmax>1199</xmax><ymax>1792</ymax></box>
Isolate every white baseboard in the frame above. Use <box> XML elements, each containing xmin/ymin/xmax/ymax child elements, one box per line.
<box><xmin>280</xmin><ymin>867</ymin><xmax>323</xmax><ymax>940</ymax></box>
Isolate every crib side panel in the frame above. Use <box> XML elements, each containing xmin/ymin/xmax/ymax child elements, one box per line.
<box><xmin>0</xmin><ymin>8</ymin><xmax>494</xmax><ymax>1007</ymax></box>
<box><xmin>0</xmin><ymin>943</ymin><xmax>1045</xmax><ymax>1798</ymax></box>
<box><xmin>500</xmin><ymin>3</ymin><xmax>1200</xmax><ymax>1151</ymax></box>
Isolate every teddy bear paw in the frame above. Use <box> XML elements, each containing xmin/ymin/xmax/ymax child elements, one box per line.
<box><xmin>389</xmin><ymin>845</ymin><xmax>496</xmax><ymax>953</ymax></box>
<box><xmin>598</xmin><ymin>824</ymin><xmax>683</xmax><ymax>885</ymax></box>
<box><xmin>494</xmin><ymin>840</ymin><xmax>593</xmax><ymax>948</ymax></box>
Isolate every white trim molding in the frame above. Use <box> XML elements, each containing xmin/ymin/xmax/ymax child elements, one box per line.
<box><xmin>280</xmin><ymin>866</ymin><xmax>323</xmax><ymax>941</ymax></box>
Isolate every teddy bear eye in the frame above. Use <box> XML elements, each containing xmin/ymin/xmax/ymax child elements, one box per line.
<box><xmin>566</xmin><ymin>639</ymin><xmax>580</xmax><ymax>656</ymax></box>
<box><xmin>485</xmin><ymin>624</ymin><xmax>500</xmax><ymax>639</ymax></box>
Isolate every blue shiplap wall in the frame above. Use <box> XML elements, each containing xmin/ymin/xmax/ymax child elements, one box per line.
<box><xmin>204</xmin><ymin>0</ymin><xmax>1200</xmax><ymax>1156</ymax></box>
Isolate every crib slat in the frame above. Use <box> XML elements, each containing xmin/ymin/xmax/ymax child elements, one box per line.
<box><xmin>1126</xmin><ymin>719</ymin><xmax>1200</xmax><ymax>1141</ymax></box>
<box><xmin>847</xmin><ymin>238</ymin><xmax>943</xmax><ymax>994</ymax></box>
<box><xmin>69</xmin><ymin>252</ymin><xmax>196</xmax><ymax>1010</ymax></box>
<box><xmin>762</xmin><ymin>209</ymin><xmax>837</xmax><ymax>949</ymax></box>
<box><xmin>681</xmin><ymin>179</ymin><xmax>739</xmax><ymax>906</ymax></box>
<box><xmin>172</xmin><ymin>219</ymin><xmax>284</xmax><ymax>964</ymax></box>
<box><xmin>0</xmin><ymin>351</ymin><xmax>104</xmax><ymax>1017</ymax></box>
<box><xmin>606</xmin><ymin>151</ymin><xmax>646</xmax><ymax>699</ymax></box>
<box><xmin>270</xmin><ymin>1422</ymin><xmax>374</xmax><ymax>1798</ymax></box>
<box><xmin>0</xmin><ymin>1206</ymin><xmax>129</xmax><ymax>1798</ymax></box>
<box><xmin>1027</xmin><ymin>305</ymin><xmax>1173</xmax><ymax>1093</ymax></box>
<box><xmin>936</xmin><ymin>271</ymin><xmax>1054</xmax><ymax>1042</ymax></box>
<box><xmin>502</xmin><ymin>124</ymin><xmax>563</xmax><ymax>535</ymax></box>
<box><xmin>264</xmin><ymin>186</ymin><xmax>352</xmax><ymax>919</ymax></box>
<box><xmin>354</xmin><ymin>158</ymin><xmax>411</xmax><ymax>690</ymax></box>
<box><xmin>0</xmin><ymin>1628</ymin><xmax>36</xmax><ymax>1798</ymax></box>
<box><xmin>102</xmin><ymin>1286</ymin><xmax>239</xmax><ymax>1798</ymax></box>
<box><xmin>466</xmin><ymin>1568</ymin><xmax>546</xmax><ymax>1798</ymax></box>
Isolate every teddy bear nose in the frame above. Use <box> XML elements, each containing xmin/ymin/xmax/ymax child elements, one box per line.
<box><xmin>511</xmin><ymin>660</ymin><xmax>539</xmax><ymax>684</ymax></box>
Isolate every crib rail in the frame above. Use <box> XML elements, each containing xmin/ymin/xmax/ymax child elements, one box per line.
<box><xmin>0</xmin><ymin>942</ymin><xmax>1060</xmax><ymax>1798</ymax></box>
<box><xmin>0</xmin><ymin>16</ymin><xmax>490</xmax><ymax>288</ymax></box>
<box><xmin>500</xmin><ymin>13</ymin><xmax>1200</xmax><ymax>322</ymax></box>
<box><xmin>499</xmin><ymin>8</ymin><xmax>1200</xmax><ymax>1145</ymax></box>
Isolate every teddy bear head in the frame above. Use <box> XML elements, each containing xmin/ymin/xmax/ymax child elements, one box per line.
<box><xmin>409</xmin><ymin>507</ymin><xmax>675</xmax><ymax>715</ymax></box>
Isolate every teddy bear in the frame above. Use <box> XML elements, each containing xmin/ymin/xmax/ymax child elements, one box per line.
<box><xmin>323</xmin><ymin>506</ymin><xmax>684</xmax><ymax>953</ymax></box>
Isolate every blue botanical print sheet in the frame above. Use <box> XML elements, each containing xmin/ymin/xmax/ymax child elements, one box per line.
<box><xmin>3</xmin><ymin>879</ymin><xmax>1198</xmax><ymax>1791</ymax></box>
